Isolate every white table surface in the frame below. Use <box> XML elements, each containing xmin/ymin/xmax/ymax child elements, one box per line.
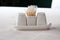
<box><xmin>0</xmin><ymin>25</ymin><xmax>60</xmax><ymax>40</ymax></box>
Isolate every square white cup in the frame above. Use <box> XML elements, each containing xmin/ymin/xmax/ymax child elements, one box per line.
<box><xmin>37</xmin><ymin>13</ymin><xmax>46</xmax><ymax>26</ymax></box>
<box><xmin>17</xmin><ymin>13</ymin><xmax>26</xmax><ymax>26</ymax></box>
<box><xmin>27</xmin><ymin>16</ymin><xmax>36</xmax><ymax>26</ymax></box>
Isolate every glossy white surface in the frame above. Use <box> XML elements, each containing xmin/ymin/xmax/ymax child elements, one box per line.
<box><xmin>0</xmin><ymin>26</ymin><xmax>60</xmax><ymax>40</ymax></box>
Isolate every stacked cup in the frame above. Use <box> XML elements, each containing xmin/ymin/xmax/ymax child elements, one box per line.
<box><xmin>26</xmin><ymin>5</ymin><xmax>37</xmax><ymax>26</ymax></box>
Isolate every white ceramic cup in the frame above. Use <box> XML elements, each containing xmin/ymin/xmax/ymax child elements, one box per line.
<box><xmin>27</xmin><ymin>16</ymin><xmax>36</xmax><ymax>26</ymax></box>
<box><xmin>17</xmin><ymin>13</ymin><xmax>27</xmax><ymax>26</ymax></box>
